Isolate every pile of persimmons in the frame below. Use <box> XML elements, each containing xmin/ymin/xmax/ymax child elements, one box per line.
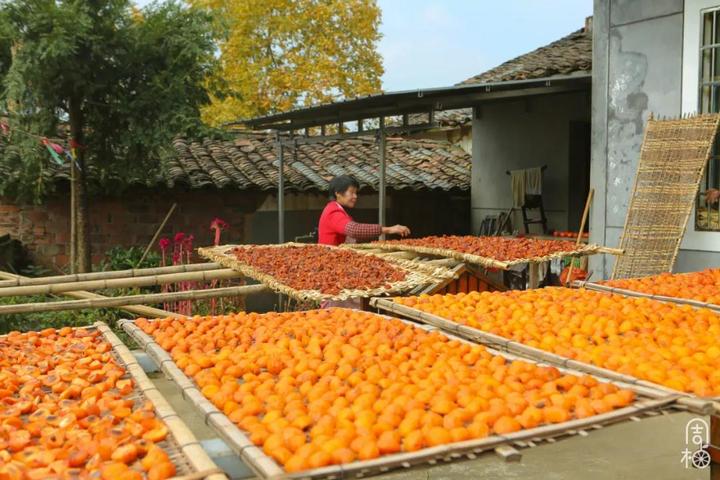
<box><xmin>397</xmin><ymin>288</ymin><xmax>720</xmax><ymax>397</ymax></box>
<box><xmin>138</xmin><ymin>309</ymin><xmax>636</xmax><ymax>473</ymax></box>
<box><xmin>603</xmin><ymin>268</ymin><xmax>720</xmax><ymax>305</ymax></box>
<box><xmin>0</xmin><ymin>328</ymin><xmax>176</xmax><ymax>480</ymax></box>
<box><xmin>378</xmin><ymin>236</ymin><xmax>582</xmax><ymax>261</ymax></box>
<box><xmin>232</xmin><ymin>245</ymin><xmax>406</xmax><ymax>295</ymax></box>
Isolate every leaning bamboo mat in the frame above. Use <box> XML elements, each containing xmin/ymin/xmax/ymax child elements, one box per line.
<box><xmin>198</xmin><ymin>243</ymin><xmax>454</xmax><ymax>303</ymax></box>
<box><xmin>0</xmin><ymin>324</ymin><xmax>226</xmax><ymax>480</ymax></box>
<box><xmin>612</xmin><ymin>113</ymin><xmax>720</xmax><ymax>279</ymax></box>
<box><xmin>371</xmin><ymin>298</ymin><xmax>717</xmax><ymax>415</ymax></box>
<box><xmin>123</xmin><ymin>311</ymin><xmax>688</xmax><ymax>480</ymax></box>
<box><xmin>349</xmin><ymin>241</ymin><xmax>603</xmax><ymax>270</ymax></box>
<box><xmin>573</xmin><ymin>280</ymin><xmax>720</xmax><ymax>313</ymax></box>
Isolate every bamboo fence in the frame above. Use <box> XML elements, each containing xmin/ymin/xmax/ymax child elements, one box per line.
<box><xmin>0</xmin><ymin>270</ymin><xmax>180</xmax><ymax>319</ymax></box>
<box><xmin>371</xmin><ymin>298</ymin><xmax>717</xmax><ymax>415</ymax></box>
<box><xmin>572</xmin><ymin>280</ymin><xmax>720</xmax><ymax>313</ymax></box>
<box><xmin>612</xmin><ymin>114</ymin><xmax>720</xmax><ymax>279</ymax></box>
<box><xmin>122</xmin><ymin>311</ymin><xmax>688</xmax><ymax>480</ymax></box>
<box><xmin>0</xmin><ymin>268</ymin><xmax>241</xmax><ymax>298</ymax></box>
<box><xmin>0</xmin><ymin>323</ymin><xmax>227</xmax><ymax>480</ymax></box>
<box><xmin>0</xmin><ymin>284</ymin><xmax>267</xmax><ymax>315</ymax></box>
<box><xmin>0</xmin><ymin>262</ymin><xmax>221</xmax><ymax>288</ymax></box>
<box><xmin>197</xmin><ymin>243</ymin><xmax>454</xmax><ymax>303</ymax></box>
<box><xmin>349</xmin><ymin>241</ymin><xmax>620</xmax><ymax>270</ymax></box>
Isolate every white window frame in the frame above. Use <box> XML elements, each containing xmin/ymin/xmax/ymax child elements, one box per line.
<box><xmin>681</xmin><ymin>0</ymin><xmax>720</xmax><ymax>251</ymax></box>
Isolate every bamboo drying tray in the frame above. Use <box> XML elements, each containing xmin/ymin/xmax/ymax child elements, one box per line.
<box><xmin>349</xmin><ymin>240</ymin><xmax>608</xmax><ymax>270</ymax></box>
<box><xmin>371</xmin><ymin>298</ymin><xmax>717</xmax><ymax>415</ymax></box>
<box><xmin>197</xmin><ymin>243</ymin><xmax>455</xmax><ymax>303</ymax></box>
<box><xmin>572</xmin><ymin>280</ymin><xmax>720</xmax><ymax>313</ymax></box>
<box><xmin>0</xmin><ymin>323</ymin><xmax>226</xmax><ymax>480</ymax></box>
<box><xmin>122</xmin><ymin>312</ymin><xmax>689</xmax><ymax>480</ymax></box>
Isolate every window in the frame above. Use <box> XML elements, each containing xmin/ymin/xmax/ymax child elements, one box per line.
<box><xmin>697</xmin><ymin>8</ymin><xmax>720</xmax><ymax>230</ymax></box>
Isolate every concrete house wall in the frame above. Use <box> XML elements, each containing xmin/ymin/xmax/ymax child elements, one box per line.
<box><xmin>591</xmin><ymin>0</ymin><xmax>720</xmax><ymax>278</ymax></box>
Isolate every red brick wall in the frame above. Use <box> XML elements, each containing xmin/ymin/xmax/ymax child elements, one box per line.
<box><xmin>0</xmin><ymin>188</ymin><xmax>265</xmax><ymax>269</ymax></box>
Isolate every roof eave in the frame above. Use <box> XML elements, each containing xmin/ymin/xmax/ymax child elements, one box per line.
<box><xmin>240</xmin><ymin>74</ymin><xmax>591</xmax><ymax>131</ymax></box>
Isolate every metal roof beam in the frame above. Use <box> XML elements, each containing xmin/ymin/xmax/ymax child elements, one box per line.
<box><xmin>248</xmin><ymin>80</ymin><xmax>590</xmax><ymax>131</ymax></box>
<box><xmin>241</xmin><ymin>75</ymin><xmax>591</xmax><ymax>131</ymax></box>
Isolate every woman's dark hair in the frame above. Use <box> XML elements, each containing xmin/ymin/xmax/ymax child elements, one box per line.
<box><xmin>328</xmin><ymin>175</ymin><xmax>359</xmax><ymax>199</ymax></box>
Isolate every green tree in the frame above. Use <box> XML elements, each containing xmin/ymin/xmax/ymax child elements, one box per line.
<box><xmin>0</xmin><ymin>0</ymin><xmax>218</xmax><ymax>272</ymax></box>
<box><xmin>190</xmin><ymin>0</ymin><xmax>384</xmax><ymax>125</ymax></box>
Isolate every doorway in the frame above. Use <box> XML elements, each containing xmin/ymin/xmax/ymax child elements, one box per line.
<box><xmin>567</xmin><ymin>121</ymin><xmax>591</xmax><ymax>232</ymax></box>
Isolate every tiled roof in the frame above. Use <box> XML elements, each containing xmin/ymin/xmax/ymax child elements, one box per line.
<box><xmin>166</xmin><ymin>134</ymin><xmax>470</xmax><ymax>192</ymax></box>
<box><xmin>405</xmin><ymin>109</ymin><xmax>472</xmax><ymax>128</ymax></box>
<box><xmin>459</xmin><ymin>27</ymin><xmax>592</xmax><ymax>85</ymax></box>
<box><xmin>433</xmin><ymin>108</ymin><xmax>472</xmax><ymax>127</ymax></box>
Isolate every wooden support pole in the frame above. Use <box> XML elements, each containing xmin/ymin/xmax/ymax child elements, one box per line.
<box><xmin>378</xmin><ymin>117</ymin><xmax>387</xmax><ymax>239</ymax></box>
<box><xmin>277</xmin><ymin>133</ymin><xmax>285</xmax><ymax>244</ymax></box>
<box><xmin>565</xmin><ymin>189</ymin><xmax>594</xmax><ymax>286</ymax></box>
<box><xmin>0</xmin><ymin>270</ymin><xmax>180</xmax><ymax>319</ymax></box>
<box><xmin>70</xmin><ymin>156</ymin><xmax>77</xmax><ymax>274</ymax></box>
<box><xmin>0</xmin><ymin>284</ymin><xmax>268</xmax><ymax>315</ymax></box>
<box><xmin>0</xmin><ymin>263</ymin><xmax>221</xmax><ymax>288</ymax></box>
<box><xmin>0</xmin><ymin>269</ymin><xmax>241</xmax><ymax>297</ymax></box>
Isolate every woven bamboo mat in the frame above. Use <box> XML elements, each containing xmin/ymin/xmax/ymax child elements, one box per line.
<box><xmin>123</xmin><ymin>312</ymin><xmax>687</xmax><ymax>480</ymax></box>
<box><xmin>350</xmin><ymin>241</ymin><xmax>602</xmax><ymax>270</ymax></box>
<box><xmin>197</xmin><ymin>243</ymin><xmax>454</xmax><ymax>303</ymax></box>
<box><xmin>371</xmin><ymin>298</ymin><xmax>717</xmax><ymax>414</ymax></box>
<box><xmin>0</xmin><ymin>324</ymin><xmax>226</xmax><ymax>480</ymax></box>
<box><xmin>612</xmin><ymin>114</ymin><xmax>720</xmax><ymax>279</ymax></box>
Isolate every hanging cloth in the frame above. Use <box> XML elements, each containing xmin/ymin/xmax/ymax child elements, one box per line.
<box><xmin>511</xmin><ymin>169</ymin><xmax>526</xmax><ymax>208</ymax></box>
<box><xmin>526</xmin><ymin>167</ymin><xmax>543</xmax><ymax>195</ymax></box>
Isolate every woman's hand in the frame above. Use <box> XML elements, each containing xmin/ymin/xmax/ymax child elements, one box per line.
<box><xmin>382</xmin><ymin>224</ymin><xmax>411</xmax><ymax>237</ymax></box>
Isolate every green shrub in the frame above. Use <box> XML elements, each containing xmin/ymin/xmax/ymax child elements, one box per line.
<box><xmin>99</xmin><ymin>246</ymin><xmax>161</xmax><ymax>271</ymax></box>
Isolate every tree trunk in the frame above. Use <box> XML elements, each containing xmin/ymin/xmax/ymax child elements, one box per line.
<box><xmin>69</xmin><ymin>97</ymin><xmax>91</xmax><ymax>273</ymax></box>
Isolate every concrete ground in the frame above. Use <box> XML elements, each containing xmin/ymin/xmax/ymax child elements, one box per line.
<box><xmin>150</xmin><ymin>373</ymin><xmax>717</xmax><ymax>480</ymax></box>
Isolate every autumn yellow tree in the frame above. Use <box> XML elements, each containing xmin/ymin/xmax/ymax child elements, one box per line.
<box><xmin>190</xmin><ymin>0</ymin><xmax>384</xmax><ymax>125</ymax></box>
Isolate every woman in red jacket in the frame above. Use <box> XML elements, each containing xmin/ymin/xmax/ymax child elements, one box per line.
<box><xmin>318</xmin><ymin>175</ymin><xmax>410</xmax><ymax>246</ymax></box>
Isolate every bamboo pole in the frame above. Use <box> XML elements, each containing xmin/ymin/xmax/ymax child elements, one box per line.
<box><xmin>0</xmin><ymin>270</ymin><xmax>180</xmax><ymax>319</ymax></box>
<box><xmin>565</xmin><ymin>189</ymin><xmax>594</xmax><ymax>286</ymax></box>
<box><xmin>138</xmin><ymin>202</ymin><xmax>177</xmax><ymax>266</ymax></box>
<box><xmin>0</xmin><ymin>268</ymin><xmax>241</xmax><ymax>298</ymax></box>
<box><xmin>0</xmin><ymin>262</ymin><xmax>221</xmax><ymax>288</ymax></box>
<box><xmin>0</xmin><ymin>284</ymin><xmax>267</xmax><ymax>315</ymax></box>
<box><xmin>596</xmin><ymin>246</ymin><xmax>625</xmax><ymax>256</ymax></box>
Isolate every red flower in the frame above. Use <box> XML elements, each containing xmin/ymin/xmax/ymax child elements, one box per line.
<box><xmin>210</xmin><ymin>218</ymin><xmax>229</xmax><ymax>231</ymax></box>
<box><xmin>158</xmin><ymin>238</ymin><xmax>170</xmax><ymax>251</ymax></box>
<box><xmin>210</xmin><ymin>218</ymin><xmax>229</xmax><ymax>246</ymax></box>
<box><xmin>183</xmin><ymin>234</ymin><xmax>194</xmax><ymax>251</ymax></box>
<box><xmin>174</xmin><ymin>232</ymin><xmax>186</xmax><ymax>244</ymax></box>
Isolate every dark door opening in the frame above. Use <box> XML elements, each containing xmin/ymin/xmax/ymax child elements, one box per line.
<box><xmin>567</xmin><ymin>121</ymin><xmax>591</xmax><ymax>232</ymax></box>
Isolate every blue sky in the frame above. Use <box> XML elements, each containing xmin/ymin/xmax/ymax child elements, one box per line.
<box><xmin>135</xmin><ymin>0</ymin><xmax>592</xmax><ymax>91</ymax></box>
<box><xmin>378</xmin><ymin>0</ymin><xmax>592</xmax><ymax>90</ymax></box>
